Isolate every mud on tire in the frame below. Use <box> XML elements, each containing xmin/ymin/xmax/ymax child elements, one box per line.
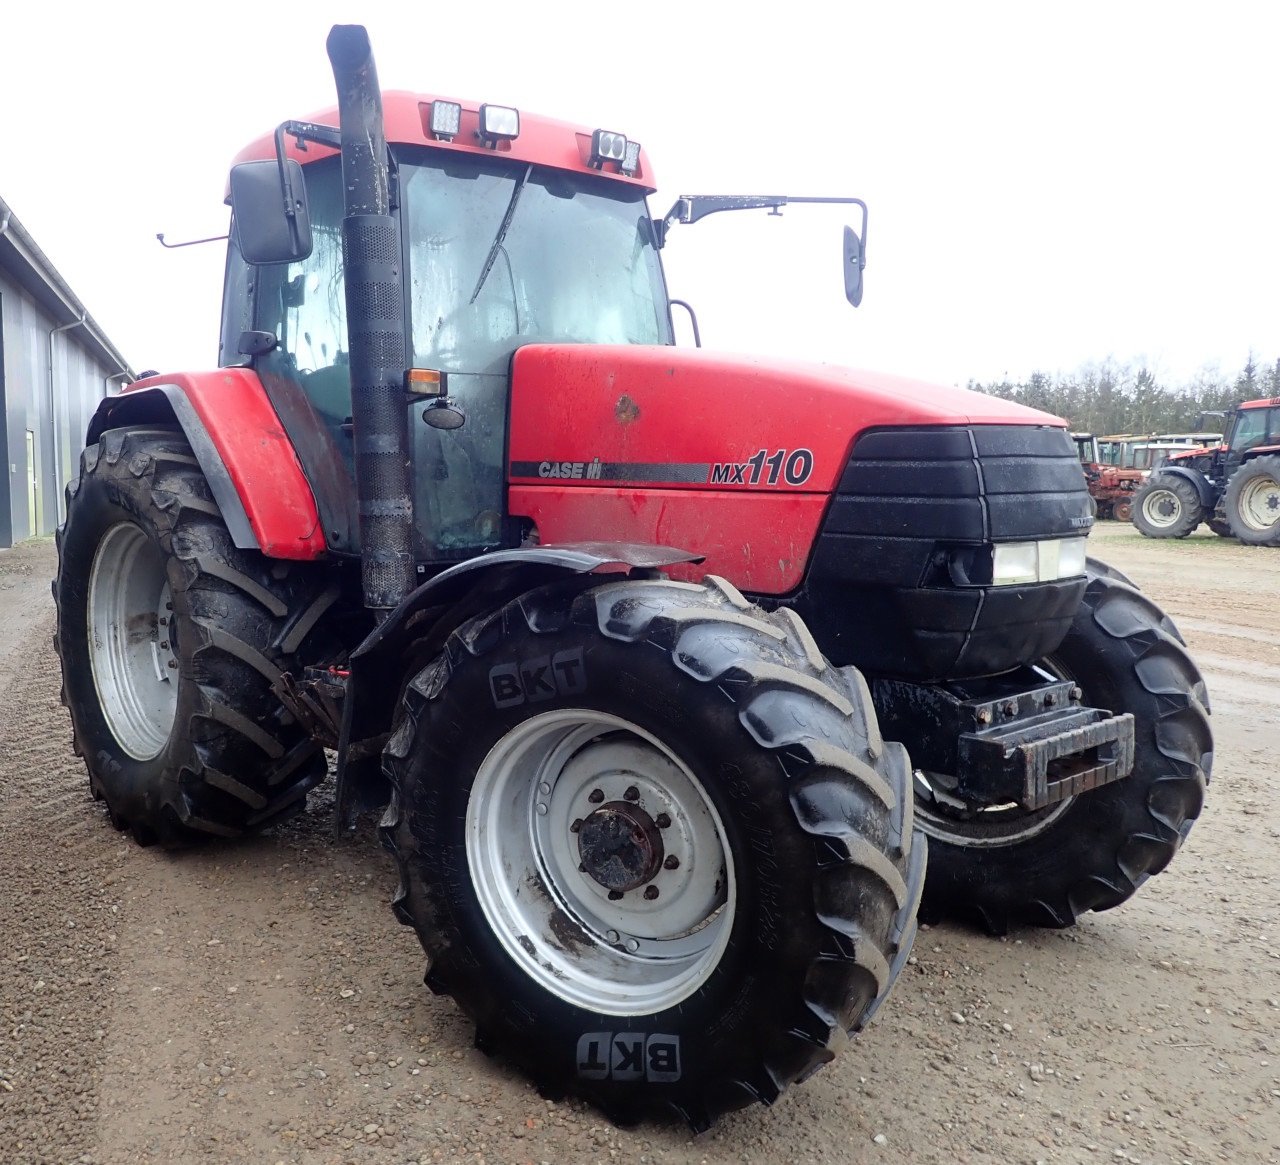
<box><xmin>54</xmin><ymin>427</ymin><xmax>334</xmax><ymax>845</ymax></box>
<box><xmin>380</xmin><ymin>575</ymin><xmax>925</xmax><ymax>1128</ymax></box>
<box><xmin>918</xmin><ymin>564</ymin><xmax>1211</xmax><ymax>933</ymax></box>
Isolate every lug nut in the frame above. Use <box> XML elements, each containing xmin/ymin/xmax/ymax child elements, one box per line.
<box><xmin>1070</xmin><ymin>685</ymin><xmax>1083</xmax><ymax>701</ymax></box>
<box><xmin>644</xmin><ymin>886</ymin><xmax>660</xmax><ymax>900</ymax></box>
<box><xmin>167</xmin><ymin>660</ymin><xmax>178</xmax><ymax>669</ymax></box>
<box><xmin>570</xmin><ymin>818</ymin><xmax>583</xmax><ymax>833</ymax></box>
<box><xmin>663</xmin><ymin>855</ymin><xmax>680</xmax><ymax>871</ymax></box>
<box><xmin>976</xmin><ymin>707</ymin><xmax>992</xmax><ymax>725</ymax></box>
<box><xmin>587</xmin><ymin>789</ymin><xmax>604</xmax><ymax>804</ymax></box>
<box><xmin>1002</xmin><ymin>700</ymin><xmax>1017</xmax><ymax>716</ymax></box>
<box><xmin>655</xmin><ymin>813</ymin><xmax>671</xmax><ymax>829</ymax></box>
<box><xmin>623</xmin><ymin>786</ymin><xmax>639</xmax><ymax>802</ymax></box>
<box><xmin>608</xmin><ymin>889</ymin><xmax>624</xmax><ymax>901</ymax></box>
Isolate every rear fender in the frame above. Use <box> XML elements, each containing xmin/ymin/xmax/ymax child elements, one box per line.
<box><xmin>87</xmin><ymin>371</ymin><xmax>325</xmax><ymax>560</ymax></box>
<box><xmin>334</xmin><ymin>543</ymin><xmax>703</xmax><ymax>830</ymax></box>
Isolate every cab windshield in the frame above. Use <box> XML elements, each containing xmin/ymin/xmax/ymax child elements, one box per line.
<box><xmin>401</xmin><ymin>150</ymin><xmax>672</xmax><ymax>374</ymax></box>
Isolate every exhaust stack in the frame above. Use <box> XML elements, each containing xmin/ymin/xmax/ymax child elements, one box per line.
<box><xmin>326</xmin><ymin>25</ymin><xmax>415</xmax><ymax>612</ymax></box>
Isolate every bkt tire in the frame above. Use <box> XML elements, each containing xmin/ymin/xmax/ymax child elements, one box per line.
<box><xmin>1224</xmin><ymin>455</ymin><xmax>1280</xmax><ymax>546</ymax></box>
<box><xmin>915</xmin><ymin>563</ymin><xmax>1210</xmax><ymax>934</ymax></box>
<box><xmin>1132</xmin><ymin>473</ymin><xmax>1203</xmax><ymax>538</ymax></box>
<box><xmin>381</xmin><ymin>575</ymin><xmax>924</xmax><ymax>1129</ymax></box>
<box><xmin>54</xmin><ymin>428</ymin><xmax>333</xmax><ymax>845</ymax></box>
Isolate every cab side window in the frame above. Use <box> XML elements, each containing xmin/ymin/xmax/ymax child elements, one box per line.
<box><xmin>256</xmin><ymin>157</ymin><xmax>351</xmax><ymax>428</ymax></box>
<box><xmin>1233</xmin><ymin>409</ymin><xmax>1267</xmax><ymax>453</ymax></box>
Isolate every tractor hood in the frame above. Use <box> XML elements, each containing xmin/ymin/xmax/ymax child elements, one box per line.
<box><xmin>508</xmin><ymin>344</ymin><xmax>1063</xmax><ymax>492</ymax></box>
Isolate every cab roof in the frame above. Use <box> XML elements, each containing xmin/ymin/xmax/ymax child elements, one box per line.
<box><xmin>230</xmin><ymin>90</ymin><xmax>656</xmax><ymax>192</ymax></box>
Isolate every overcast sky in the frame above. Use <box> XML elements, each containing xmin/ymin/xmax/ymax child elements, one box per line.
<box><xmin>3</xmin><ymin>1</ymin><xmax>1277</xmax><ymax>388</ymax></box>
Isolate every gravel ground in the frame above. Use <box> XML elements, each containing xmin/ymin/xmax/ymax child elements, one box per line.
<box><xmin>1</xmin><ymin>525</ymin><xmax>1277</xmax><ymax>1164</ymax></box>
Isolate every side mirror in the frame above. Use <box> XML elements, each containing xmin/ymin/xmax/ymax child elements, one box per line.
<box><xmin>229</xmin><ymin>159</ymin><xmax>313</xmax><ymax>265</ymax></box>
<box><xmin>842</xmin><ymin>224</ymin><xmax>865</xmax><ymax>308</ymax></box>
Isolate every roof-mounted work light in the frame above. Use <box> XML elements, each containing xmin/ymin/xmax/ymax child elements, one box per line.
<box><xmin>429</xmin><ymin>100</ymin><xmax>462</xmax><ymax>142</ymax></box>
<box><xmin>590</xmin><ymin>129</ymin><xmax>627</xmax><ymax>169</ymax></box>
<box><xmin>621</xmin><ymin>139</ymin><xmax>641</xmax><ymax>176</ymax></box>
<box><xmin>478</xmin><ymin>104</ymin><xmax>520</xmax><ymax>147</ymax></box>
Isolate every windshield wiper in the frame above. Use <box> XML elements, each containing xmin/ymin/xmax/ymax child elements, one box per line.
<box><xmin>470</xmin><ymin>163</ymin><xmax>533</xmax><ymax>304</ymax></box>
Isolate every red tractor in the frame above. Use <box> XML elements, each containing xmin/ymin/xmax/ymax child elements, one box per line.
<box><xmin>53</xmin><ymin>27</ymin><xmax>1210</xmax><ymax>1128</ymax></box>
<box><xmin>1072</xmin><ymin>432</ymin><xmax>1144</xmax><ymax>521</ymax></box>
<box><xmin>1132</xmin><ymin>397</ymin><xmax>1280</xmax><ymax>543</ymax></box>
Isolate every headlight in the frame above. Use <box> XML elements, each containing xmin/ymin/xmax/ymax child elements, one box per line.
<box><xmin>990</xmin><ymin>538</ymin><xmax>1088</xmax><ymax>586</ymax></box>
<box><xmin>991</xmin><ymin>541</ymin><xmax>1040</xmax><ymax>586</ymax></box>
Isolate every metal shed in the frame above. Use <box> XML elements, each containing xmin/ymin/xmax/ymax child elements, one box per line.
<box><xmin>0</xmin><ymin>196</ymin><xmax>134</xmax><ymax>548</ymax></box>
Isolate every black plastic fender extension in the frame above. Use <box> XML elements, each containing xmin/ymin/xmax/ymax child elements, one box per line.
<box><xmin>332</xmin><ymin>543</ymin><xmax>703</xmax><ymax>831</ymax></box>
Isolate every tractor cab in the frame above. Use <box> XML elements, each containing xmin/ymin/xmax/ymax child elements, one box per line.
<box><xmin>1224</xmin><ymin>399</ymin><xmax>1280</xmax><ymax>467</ymax></box>
<box><xmin>220</xmin><ymin>96</ymin><xmax>868</xmax><ymax>567</ymax></box>
<box><xmin>220</xmin><ymin>101</ymin><xmax>675</xmax><ymax>561</ymax></box>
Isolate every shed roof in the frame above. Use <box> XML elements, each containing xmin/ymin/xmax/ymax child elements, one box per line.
<box><xmin>0</xmin><ymin>194</ymin><xmax>134</xmax><ymax>378</ymax></box>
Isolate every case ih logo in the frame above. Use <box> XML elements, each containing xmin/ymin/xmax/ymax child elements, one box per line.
<box><xmin>538</xmin><ymin>459</ymin><xmax>603</xmax><ymax>479</ymax></box>
<box><xmin>488</xmin><ymin>649</ymin><xmax>587</xmax><ymax>708</ymax></box>
<box><xmin>576</xmin><ymin>1032</ymin><xmax>681</xmax><ymax>1082</ymax></box>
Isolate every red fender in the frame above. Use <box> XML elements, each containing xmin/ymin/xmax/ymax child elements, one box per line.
<box><xmin>94</xmin><ymin>369</ymin><xmax>326</xmax><ymax>560</ymax></box>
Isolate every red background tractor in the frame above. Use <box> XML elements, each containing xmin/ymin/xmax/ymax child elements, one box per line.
<box><xmin>1132</xmin><ymin>397</ymin><xmax>1280</xmax><ymax>542</ymax></box>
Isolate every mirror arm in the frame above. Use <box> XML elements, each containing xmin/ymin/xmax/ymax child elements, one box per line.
<box><xmin>271</xmin><ymin>120</ymin><xmax>342</xmax><ymax>255</ymax></box>
<box><xmin>657</xmin><ymin>194</ymin><xmax>867</xmax><ymax>246</ymax></box>
<box><xmin>156</xmin><ymin>232</ymin><xmax>229</xmax><ymax>249</ymax></box>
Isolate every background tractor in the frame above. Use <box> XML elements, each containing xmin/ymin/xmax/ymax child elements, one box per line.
<box><xmin>1132</xmin><ymin>397</ymin><xmax>1280</xmax><ymax>543</ymax></box>
<box><xmin>1072</xmin><ymin>432</ymin><xmax>1144</xmax><ymax>521</ymax></box>
<box><xmin>53</xmin><ymin>26</ymin><xmax>1211</xmax><ymax>1128</ymax></box>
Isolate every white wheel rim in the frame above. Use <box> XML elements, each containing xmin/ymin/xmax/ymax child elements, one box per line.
<box><xmin>1141</xmin><ymin>488</ymin><xmax>1182</xmax><ymax>528</ymax></box>
<box><xmin>1237</xmin><ymin>474</ymin><xmax>1280</xmax><ymax>531</ymax></box>
<box><xmin>466</xmin><ymin>709</ymin><xmax>735</xmax><ymax>1015</ymax></box>
<box><xmin>87</xmin><ymin>522</ymin><xmax>178</xmax><ymax>760</ymax></box>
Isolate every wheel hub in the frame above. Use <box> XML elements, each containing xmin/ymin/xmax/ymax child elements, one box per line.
<box><xmin>577</xmin><ymin>801</ymin><xmax>664</xmax><ymax>892</ymax></box>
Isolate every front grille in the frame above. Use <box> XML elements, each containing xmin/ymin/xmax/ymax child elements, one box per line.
<box><xmin>831</xmin><ymin>424</ymin><xmax>1091</xmax><ymax>550</ymax></box>
<box><xmin>771</xmin><ymin>424</ymin><xmax>1091</xmax><ymax>681</ymax></box>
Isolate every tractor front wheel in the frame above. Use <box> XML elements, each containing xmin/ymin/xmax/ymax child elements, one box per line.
<box><xmin>1111</xmin><ymin>498</ymin><xmax>1133</xmax><ymax>523</ymax></box>
<box><xmin>1224</xmin><ymin>455</ymin><xmax>1280</xmax><ymax>546</ymax></box>
<box><xmin>381</xmin><ymin>575</ymin><xmax>924</xmax><ymax>1128</ymax></box>
<box><xmin>915</xmin><ymin>564</ymin><xmax>1210</xmax><ymax>933</ymax></box>
<box><xmin>1132</xmin><ymin>474</ymin><xmax>1203</xmax><ymax>538</ymax></box>
<box><xmin>54</xmin><ymin>427</ymin><xmax>333</xmax><ymax>845</ymax></box>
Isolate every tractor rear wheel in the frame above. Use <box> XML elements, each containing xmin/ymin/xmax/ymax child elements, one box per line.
<box><xmin>915</xmin><ymin>564</ymin><xmax>1210</xmax><ymax>934</ymax></box>
<box><xmin>54</xmin><ymin>427</ymin><xmax>333</xmax><ymax>845</ymax></box>
<box><xmin>1224</xmin><ymin>455</ymin><xmax>1280</xmax><ymax>546</ymax></box>
<box><xmin>381</xmin><ymin>575</ymin><xmax>924</xmax><ymax>1128</ymax></box>
<box><xmin>1132</xmin><ymin>474</ymin><xmax>1203</xmax><ymax>537</ymax></box>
